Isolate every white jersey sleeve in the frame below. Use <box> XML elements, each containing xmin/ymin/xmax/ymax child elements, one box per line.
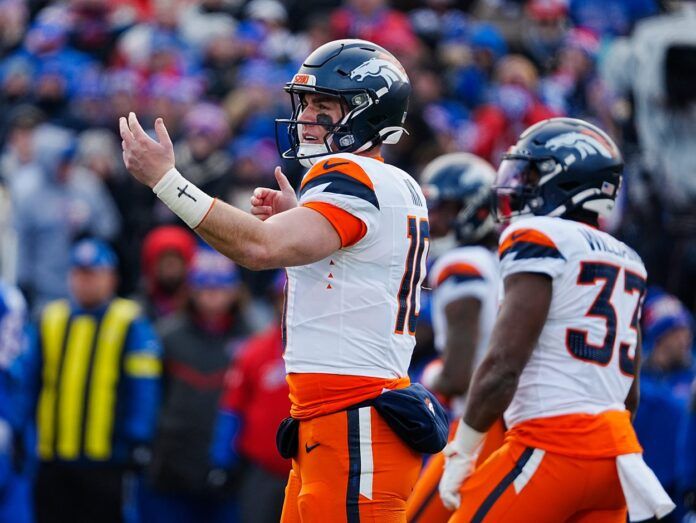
<box><xmin>498</xmin><ymin>217</ymin><xmax>570</xmax><ymax>281</ymax></box>
<box><xmin>298</xmin><ymin>154</ymin><xmax>381</xmax><ymax>248</ymax></box>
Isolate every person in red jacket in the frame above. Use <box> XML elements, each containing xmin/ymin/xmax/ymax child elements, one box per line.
<box><xmin>469</xmin><ymin>54</ymin><xmax>558</xmax><ymax>164</ymax></box>
<box><xmin>210</xmin><ymin>271</ymin><xmax>291</xmax><ymax>523</ymax></box>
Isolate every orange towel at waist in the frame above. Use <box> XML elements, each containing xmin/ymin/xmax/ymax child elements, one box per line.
<box><xmin>287</xmin><ymin>373</ymin><xmax>410</xmax><ymax>420</ymax></box>
<box><xmin>506</xmin><ymin>410</ymin><xmax>642</xmax><ymax>458</ymax></box>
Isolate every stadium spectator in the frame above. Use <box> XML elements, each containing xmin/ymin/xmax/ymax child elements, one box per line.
<box><xmin>76</xmin><ymin>129</ymin><xmax>156</xmax><ymax>296</ymax></box>
<box><xmin>25</xmin><ymin>238</ymin><xmax>162</xmax><ymax>523</ymax></box>
<box><xmin>13</xmin><ymin>127</ymin><xmax>120</xmax><ymax>313</ymax></box>
<box><xmin>174</xmin><ymin>103</ymin><xmax>233</xmax><ymax>197</ymax></box>
<box><xmin>0</xmin><ymin>104</ymin><xmax>42</xmax><ymax>180</ymax></box>
<box><xmin>640</xmin><ymin>289</ymin><xmax>695</xmax><ymax>408</ymax></box>
<box><xmin>140</xmin><ymin>225</ymin><xmax>196</xmax><ymax>321</ymax></box>
<box><xmin>0</xmin><ymin>282</ymin><xmax>32</xmax><ymax>523</ymax></box>
<box><xmin>634</xmin><ymin>289</ymin><xmax>695</xmax><ymax>513</ymax></box>
<box><xmin>468</xmin><ymin>54</ymin><xmax>557</xmax><ymax>163</ymax></box>
<box><xmin>210</xmin><ymin>270</ymin><xmax>290</xmax><ymax>523</ymax></box>
<box><xmin>143</xmin><ymin>247</ymin><xmax>250</xmax><ymax>523</ymax></box>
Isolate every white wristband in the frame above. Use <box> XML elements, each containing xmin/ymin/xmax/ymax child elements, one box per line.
<box><xmin>153</xmin><ymin>168</ymin><xmax>215</xmax><ymax>229</ymax></box>
<box><xmin>451</xmin><ymin>419</ymin><xmax>486</xmax><ymax>455</ymax></box>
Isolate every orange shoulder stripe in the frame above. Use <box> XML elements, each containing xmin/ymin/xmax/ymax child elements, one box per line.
<box><xmin>302</xmin><ymin>201</ymin><xmax>367</xmax><ymax>247</ymax></box>
<box><xmin>300</xmin><ymin>157</ymin><xmax>374</xmax><ymax>191</ymax></box>
<box><xmin>435</xmin><ymin>262</ymin><xmax>483</xmax><ymax>287</ymax></box>
<box><xmin>498</xmin><ymin>228</ymin><xmax>558</xmax><ymax>257</ymax></box>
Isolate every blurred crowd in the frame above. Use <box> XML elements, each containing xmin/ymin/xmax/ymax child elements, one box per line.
<box><xmin>2</xmin><ymin>0</ymin><xmax>696</xmax><ymax>521</ymax></box>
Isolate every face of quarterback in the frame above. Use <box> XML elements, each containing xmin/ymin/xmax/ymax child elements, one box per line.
<box><xmin>297</xmin><ymin>93</ymin><xmax>345</xmax><ymax>147</ymax></box>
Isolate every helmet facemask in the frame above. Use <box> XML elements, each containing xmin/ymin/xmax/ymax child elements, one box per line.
<box><xmin>453</xmin><ymin>188</ymin><xmax>496</xmax><ymax>243</ymax></box>
<box><xmin>492</xmin><ymin>153</ymin><xmax>621</xmax><ymax>222</ymax></box>
<box><xmin>276</xmin><ymin>87</ymin><xmax>381</xmax><ymax>167</ymax></box>
<box><xmin>492</xmin><ymin>156</ymin><xmax>545</xmax><ymax>222</ymax></box>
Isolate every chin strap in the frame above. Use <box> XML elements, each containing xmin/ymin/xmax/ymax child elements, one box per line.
<box><xmin>297</xmin><ymin>143</ymin><xmax>331</xmax><ymax>167</ymax></box>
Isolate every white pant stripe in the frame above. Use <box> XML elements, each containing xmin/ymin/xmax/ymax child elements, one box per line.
<box><xmin>513</xmin><ymin>448</ymin><xmax>545</xmax><ymax>494</ymax></box>
<box><xmin>358</xmin><ymin>407</ymin><xmax>374</xmax><ymax>500</ymax></box>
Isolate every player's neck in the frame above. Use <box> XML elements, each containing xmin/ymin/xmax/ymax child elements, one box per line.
<box><xmin>357</xmin><ymin>146</ymin><xmax>384</xmax><ymax>162</ymax></box>
<box><xmin>564</xmin><ymin>209</ymin><xmax>600</xmax><ymax>228</ymax></box>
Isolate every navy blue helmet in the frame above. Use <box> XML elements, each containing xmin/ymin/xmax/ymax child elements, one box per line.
<box><xmin>421</xmin><ymin>153</ymin><xmax>497</xmax><ymax>243</ymax></box>
<box><xmin>275</xmin><ymin>39</ymin><xmax>410</xmax><ymax>167</ymax></box>
<box><xmin>492</xmin><ymin>117</ymin><xmax>623</xmax><ymax>222</ymax></box>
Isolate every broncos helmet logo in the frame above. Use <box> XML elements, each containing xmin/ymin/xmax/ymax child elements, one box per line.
<box><xmin>349</xmin><ymin>58</ymin><xmax>408</xmax><ymax>89</ymax></box>
<box><xmin>545</xmin><ymin>132</ymin><xmax>614</xmax><ymax>160</ymax></box>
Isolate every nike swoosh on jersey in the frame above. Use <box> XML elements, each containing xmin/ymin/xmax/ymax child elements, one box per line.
<box><xmin>305</xmin><ymin>442</ymin><xmax>320</xmax><ymax>453</ymax></box>
<box><xmin>322</xmin><ymin>160</ymin><xmax>350</xmax><ymax>171</ymax></box>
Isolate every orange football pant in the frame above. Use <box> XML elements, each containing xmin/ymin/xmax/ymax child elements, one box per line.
<box><xmin>280</xmin><ymin>405</ymin><xmax>422</xmax><ymax>523</ymax></box>
<box><xmin>406</xmin><ymin>419</ymin><xmax>506</xmax><ymax>523</ymax></box>
<box><xmin>448</xmin><ymin>439</ymin><xmax>627</xmax><ymax>523</ymax></box>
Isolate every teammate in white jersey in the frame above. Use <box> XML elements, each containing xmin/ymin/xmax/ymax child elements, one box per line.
<box><xmin>405</xmin><ymin>153</ymin><xmax>504</xmax><ymax>523</ymax></box>
<box><xmin>439</xmin><ymin>118</ymin><xmax>675</xmax><ymax>522</ymax></box>
<box><xmin>120</xmin><ymin>39</ymin><xmax>434</xmax><ymax>522</ymax></box>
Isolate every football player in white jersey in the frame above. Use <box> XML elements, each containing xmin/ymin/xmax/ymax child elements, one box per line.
<box><xmin>405</xmin><ymin>153</ymin><xmax>505</xmax><ymax>523</ymax></box>
<box><xmin>120</xmin><ymin>40</ymin><xmax>434</xmax><ymax>522</ymax></box>
<box><xmin>438</xmin><ymin>117</ymin><xmax>675</xmax><ymax>522</ymax></box>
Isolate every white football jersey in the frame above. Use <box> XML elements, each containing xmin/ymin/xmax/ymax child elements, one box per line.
<box><xmin>283</xmin><ymin>153</ymin><xmax>429</xmax><ymax>379</ymax></box>
<box><xmin>429</xmin><ymin>246</ymin><xmax>499</xmax><ymax>364</ymax></box>
<box><xmin>499</xmin><ymin>216</ymin><xmax>647</xmax><ymax>428</ymax></box>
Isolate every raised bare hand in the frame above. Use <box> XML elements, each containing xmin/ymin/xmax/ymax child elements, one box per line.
<box><xmin>120</xmin><ymin>112</ymin><xmax>175</xmax><ymax>188</ymax></box>
<box><xmin>250</xmin><ymin>166</ymin><xmax>298</xmax><ymax>220</ymax></box>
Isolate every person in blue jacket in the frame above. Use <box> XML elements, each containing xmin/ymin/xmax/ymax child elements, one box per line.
<box><xmin>634</xmin><ymin>287</ymin><xmax>694</xmax><ymax>520</ymax></box>
<box><xmin>23</xmin><ymin>238</ymin><xmax>162</xmax><ymax>523</ymax></box>
<box><xmin>0</xmin><ymin>281</ymin><xmax>33</xmax><ymax>523</ymax></box>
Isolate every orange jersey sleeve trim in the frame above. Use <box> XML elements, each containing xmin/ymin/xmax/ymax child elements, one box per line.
<box><xmin>435</xmin><ymin>262</ymin><xmax>484</xmax><ymax>287</ymax></box>
<box><xmin>506</xmin><ymin>410</ymin><xmax>641</xmax><ymax>458</ymax></box>
<box><xmin>287</xmin><ymin>373</ymin><xmax>410</xmax><ymax>420</ymax></box>
<box><xmin>498</xmin><ymin>227</ymin><xmax>563</xmax><ymax>261</ymax></box>
<box><xmin>499</xmin><ymin>228</ymin><xmax>558</xmax><ymax>255</ymax></box>
<box><xmin>302</xmin><ymin>201</ymin><xmax>367</xmax><ymax>247</ymax></box>
<box><xmin>300</xmin><ymin>157</ymin><xmax>375</xmax><ymax>191</ymax></box>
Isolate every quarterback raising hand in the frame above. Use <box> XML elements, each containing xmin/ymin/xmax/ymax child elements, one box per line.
<box><xmin>119</xmin><ymin>112</ymin><xmax>174</xmax><ymax>189</ymax></box>
<box><xmin>119</xmin><ymin>39</ymin><xmax>439</xmax><ymax>522</ymax></box>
